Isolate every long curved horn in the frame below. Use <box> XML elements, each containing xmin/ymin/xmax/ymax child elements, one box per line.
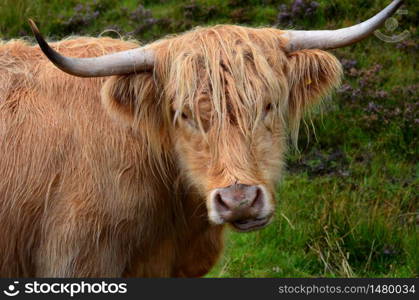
<box><xmin>28</xmin><ymin>19</ymin><xmax>154</xmax><ymax>77</ymax></box>
<box><xmin>284</xmin><ymin>0</ymin><xmax>404</xmax><ymax>51</ymax></box>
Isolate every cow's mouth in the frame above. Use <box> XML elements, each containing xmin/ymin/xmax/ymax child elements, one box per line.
<box><xmin>231</xmin><ymin>216</ymin><xmax>270</xmax><ymax>232</ymax></box>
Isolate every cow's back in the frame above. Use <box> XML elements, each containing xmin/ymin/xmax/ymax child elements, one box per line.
<box><xmin>0</xmin><ymin>37</ymin><xmax>173</xmax><ymax>276</ymax></box>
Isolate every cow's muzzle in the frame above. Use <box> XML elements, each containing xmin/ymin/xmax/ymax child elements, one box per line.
<box><xmin>209</xmin><ymin>184</ymin><xmax>273</xmax><ymax>232</ymax></box>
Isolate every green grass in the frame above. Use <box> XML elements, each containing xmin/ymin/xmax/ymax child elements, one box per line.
<box><xmin>1</xmin><ymin>0</ymin><xmax>417</xmax><ymax>277</ymax></box>
<box><xmin>210</xmin><ymin>156</ymin><xmax>417</xmax><ymax>277</ymax></box>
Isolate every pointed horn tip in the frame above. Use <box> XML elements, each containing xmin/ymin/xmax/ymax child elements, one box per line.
<box><xmin>28</xmin><ymin>19</ymin><xmax>40</xmax><ymax>35</ymax></box>
<box><xmin>28</xmin><ymin>19</ymin><xmax>45</xmax><ymax>43</ymax></box>
<box><xmin>284</xmin><ymin>0</ymin><xmax>406</xmax><ymax>51</ymax></box>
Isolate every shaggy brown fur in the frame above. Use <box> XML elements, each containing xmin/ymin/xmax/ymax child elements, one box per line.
<box><xmin>0</xmin><ymin>25</ymin><xmax>341</xmax><ymax>277</ymax></box>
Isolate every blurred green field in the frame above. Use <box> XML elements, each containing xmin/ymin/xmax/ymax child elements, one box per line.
<box><xmin>0</xmin><ymin>0</ymin><xmax>417</xmax><ymax>277</ymax></box>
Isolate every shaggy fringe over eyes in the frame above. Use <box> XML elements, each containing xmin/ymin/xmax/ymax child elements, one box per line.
<box><xmin>287</xmin><ymin>50</ymin><xmax>343</xmax><ymax>146</ymax></box>
<box><xmin>153</xmin><ymin>25</ymin><xmax>290</xmax><ymax>143</ymax></box>
<box><xmin>147</xmin><ymin>25</ymin><xmax>342</xmax><ymax>149</ymax></box>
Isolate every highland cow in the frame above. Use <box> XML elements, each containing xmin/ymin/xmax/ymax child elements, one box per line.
<box><xmin>0</xmin><ymin>1</ymin><xmax>402</xmax><ymax>277</ymax></box>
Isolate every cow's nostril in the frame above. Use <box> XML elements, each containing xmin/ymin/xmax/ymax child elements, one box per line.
<box><xmin>215</xmin><ymin>192</ymin><xmax>230</xmax><ymax>212</ymax></box>
<box><xmin>250</xmin><ymin>187</ymin><xmax>264</xmax><ymax>210</ymax></box>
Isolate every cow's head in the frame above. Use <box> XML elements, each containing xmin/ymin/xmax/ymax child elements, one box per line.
<box><xmin>29</xmin><ymin>0</ymin><xmax>402</xmax><ymax>231</ymax></box>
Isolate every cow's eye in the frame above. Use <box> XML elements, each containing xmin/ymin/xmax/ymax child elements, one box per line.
<box><xmin>263</xmin><ymin>103</ymin><xmax>273</xmax><ymax>119</ymax></box>
<box><xmin>179</xmin><ymin>112</ymin><xmax>198</xmax><ymax>129</ymax></box>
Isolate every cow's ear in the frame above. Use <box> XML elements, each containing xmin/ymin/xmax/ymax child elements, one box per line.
<box><xmin>101</xmin><ymin>73</ymin><xmax>157</xmax><ymax>126</ymax></box>
<box><xmin>287</xmin><ymin>49</ymin><xmax>342</xmax><ymax>141</ymax></box>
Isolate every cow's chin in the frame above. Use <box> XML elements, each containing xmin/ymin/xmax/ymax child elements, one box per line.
<box><xmin>230</xmin><ymin>216</ymin><xmax>272</xmax><ymax>232</ymax></box>
<box><xmin>207</xmin><ymin>209</ymin><xmax>274</xmax><ymax>232</ymax></box>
